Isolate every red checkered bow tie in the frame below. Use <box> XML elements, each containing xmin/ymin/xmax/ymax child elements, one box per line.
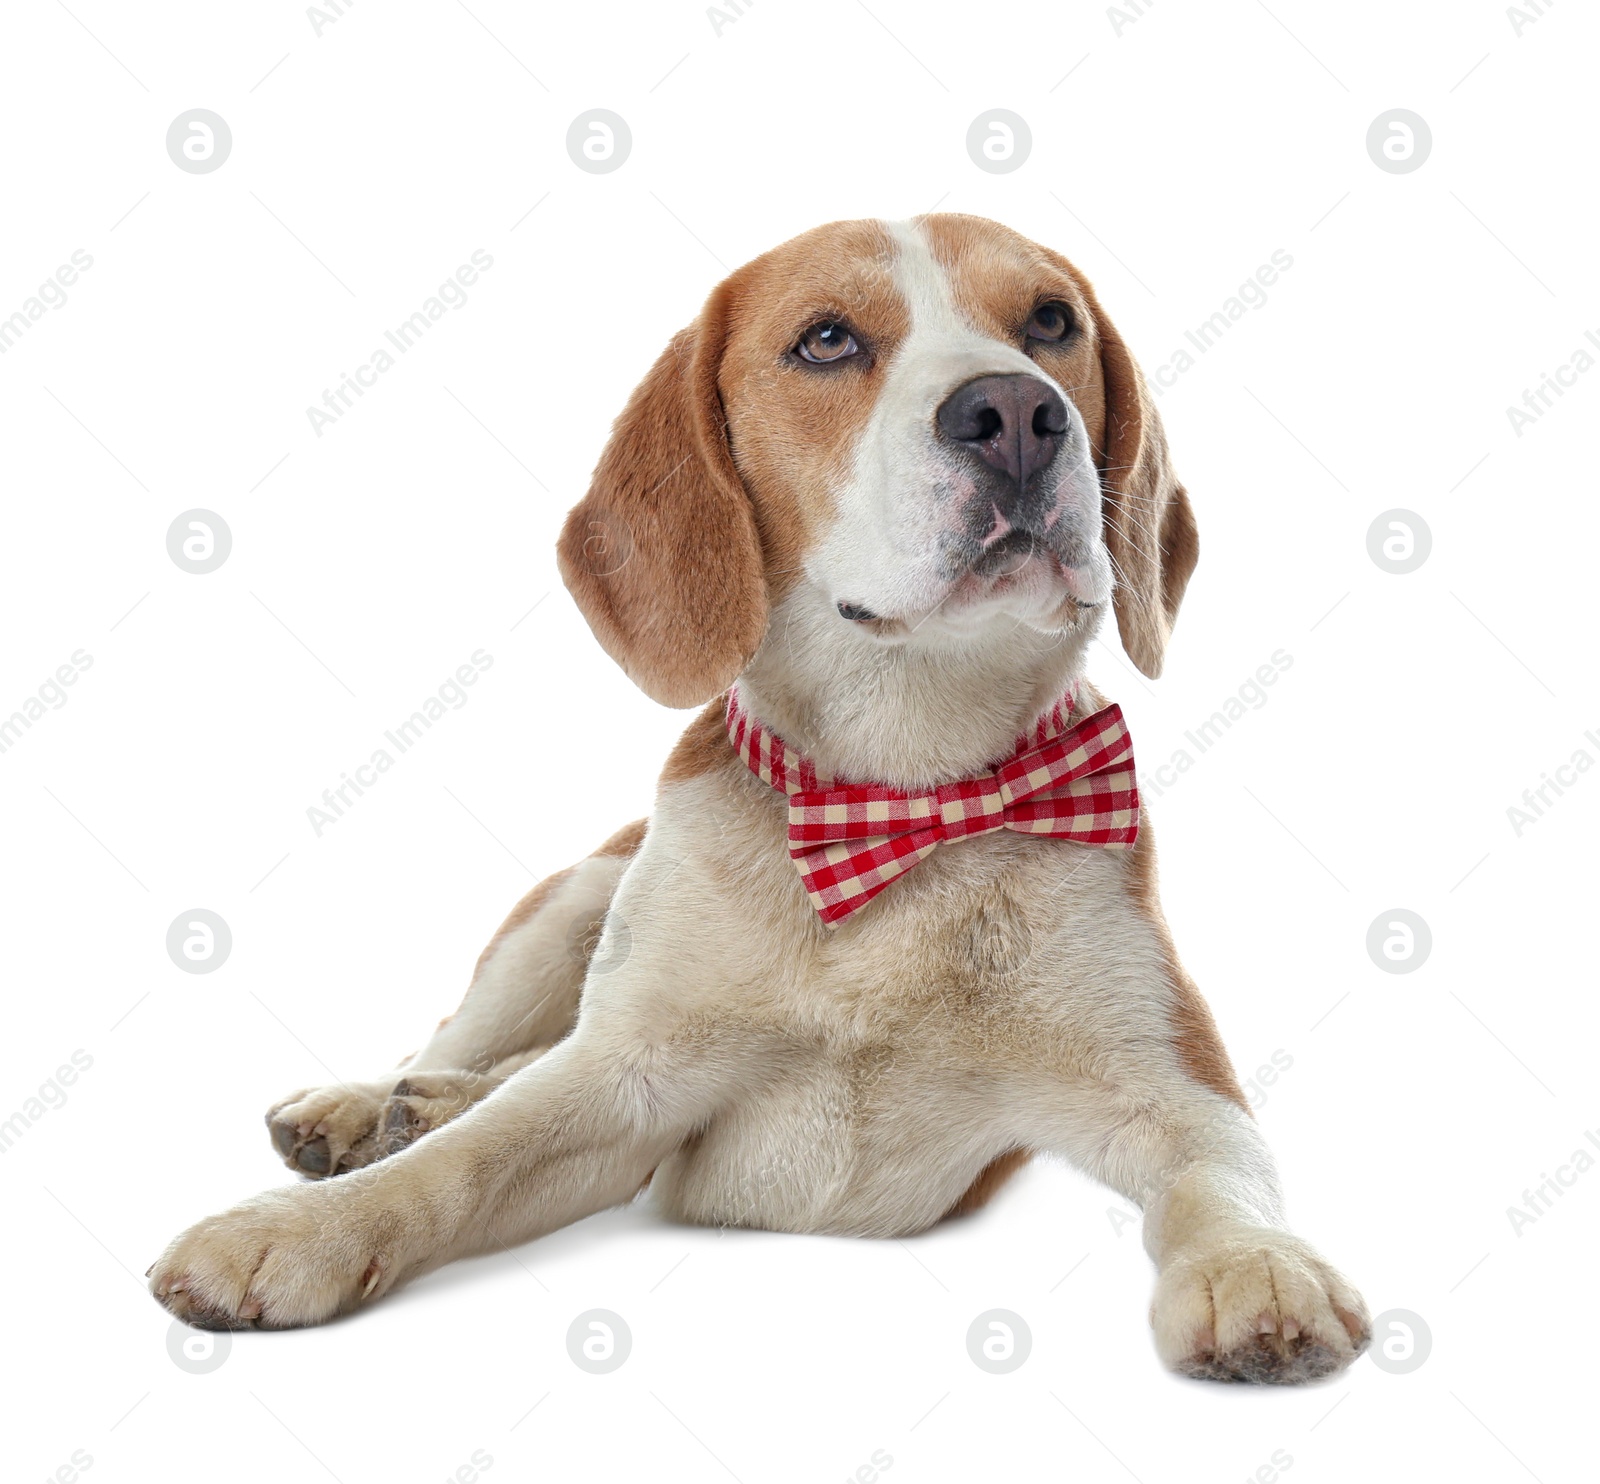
<box><xmin>725</xmin><ymin>685</ymin><xmax>1140</xmax><ymax>926</ymax></box>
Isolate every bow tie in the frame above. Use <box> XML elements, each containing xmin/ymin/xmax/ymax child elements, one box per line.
<box><xmin>725</xmin><ymin>686</ymin><xmax>1139</xmax><ymax>925</ymax></box>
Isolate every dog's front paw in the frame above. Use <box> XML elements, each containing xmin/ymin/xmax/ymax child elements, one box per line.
<box><xmin>1152</xmin><ymin>1229</ymin><xmax>1370</xmax><ymax>1384</ymax></box>
<box><xmin>149</xmin><ymin>1187</ymin><xmax>393</xmax><ymax>1330</ymax></box>
<box><xmin>266</xmin><ymin>1081</ymin><xmax>393</xmax><ymax>1177</ymax></box>
<box><xmin>374</xmin><ymin>1070</ymin><xmax>493</xmax><ymax>1156</ymax></box>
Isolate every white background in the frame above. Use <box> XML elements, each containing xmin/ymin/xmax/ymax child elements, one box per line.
<box><xmin>3</xmin><ymin>1</ymin><xmax>1596</xmax><ymax>1480</ymax></box>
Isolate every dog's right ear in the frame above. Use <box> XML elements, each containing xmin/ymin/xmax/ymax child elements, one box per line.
<box><xmin>558</xmin><ymin>287</ymin><xmax>768</xmax><ymax>709</ymax></box>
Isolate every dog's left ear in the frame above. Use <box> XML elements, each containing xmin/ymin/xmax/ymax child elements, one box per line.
<box><xmin>1068</xmin><ymin>271</ymin><xmax>1199</xmax><ymax>679</ymax></box>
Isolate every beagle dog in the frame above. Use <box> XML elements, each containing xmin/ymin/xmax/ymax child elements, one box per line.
<box><xmin>149</xmin><ymin>214</ymin><xmax>1371</xmax><ymax>1383</ymax></box>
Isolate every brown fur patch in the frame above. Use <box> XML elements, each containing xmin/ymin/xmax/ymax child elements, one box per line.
<box><xmin>467</xmin><ymin>864</ymin><xmax>579</xmax><ymax>987</ymax></box>
<box><xmin>595</xmin><ymin>817</ymin><xmax>649</xmax><ymax>860</ymax></box>
<box><xmin>462</xmin><ymin>817</ymin><xmax>649</xmax><ymax>999</ymax></box>
<box><xmin>660</xmin><ymin>698</ymin><xmax>736</xmax><ymax>787</ymax></box>
<box><xmin>1124</xmin><ymin>821</ymin><xmax>1250</xmax><ymax>1113</ymax></box>
<box><xmin>946</xmin><ymin>1148</ymin><xmax>1032</xmax><ymax>1218</ymax></box>
<box><xmin>441</xmin><ymin>820</ymin><xmax>647</xmax><ymax>1035</ymax></box>
<box><xmin>1164</xmin><ymin>968</ymin><xmax>1250</xmax><ymax>1114</ymax></box>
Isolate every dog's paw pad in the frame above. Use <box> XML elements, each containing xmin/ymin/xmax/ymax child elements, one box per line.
<box><xmin>376</xmin><ymin>1081</ymin><xmax>450</xmax><ymax>1156</ymax></box>
<box><xmin>383</xmin><ymin>1094</ymin><xmax>427</xmax><ymax>1137</ymax></box>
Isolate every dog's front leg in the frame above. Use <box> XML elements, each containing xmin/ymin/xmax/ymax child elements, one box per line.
<box><xmin>150</xmin><ymin>1028</ymin><xmax>733</xmax><ymax>1330</ymax></box>
<box><xmin>1037</xmin><ymin>1087</ymin><xmax>1370</xmax><ymax>1383</ymax></box>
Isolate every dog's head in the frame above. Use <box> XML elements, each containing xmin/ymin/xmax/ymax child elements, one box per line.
<box><xmin>559</xmin><ymin>214</ymin><xmax>1196</xmax><ymax>708</ymax></box>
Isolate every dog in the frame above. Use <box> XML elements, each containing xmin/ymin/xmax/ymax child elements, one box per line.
<box><xmin>149</xmin><ymin>214</ymin><xmax>1371</xmax><ymax>1383</ymax></box>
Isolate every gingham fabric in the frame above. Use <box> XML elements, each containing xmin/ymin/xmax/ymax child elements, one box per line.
<box><xmin>725</xmin><ymin>685</ymin><xmax>1139</xmax><ymax>925</ymax></box>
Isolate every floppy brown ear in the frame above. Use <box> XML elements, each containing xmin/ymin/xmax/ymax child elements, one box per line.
<box><xmin>557</xmin><ymin>287</ymin><xmax>767</xmax><ymax>708</ymax></box>
<box><xmin>1072</xmin><ymin>275</ymin><xmax>1199</xmax><ymax>679</ymax></box>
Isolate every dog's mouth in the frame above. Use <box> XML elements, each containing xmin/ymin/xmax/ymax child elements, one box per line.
<box><xmin>832</xmin><ymin>505</ymin><xmax>1109</xmax><ymax>632</ymax></box>
<box><xmin>835</xmin><ymin>540</ymin><xmax>1104</xmax><ymax>633</ymax></box>
<box><xmin>968</xmin><ymin>529</ymin><xmax>1048</xmax><ymax>580</ymax></box>
<box><xmin>952</xmin><ymin>529</ymin><xmax>1103</xmax><ymax>608</ymax></box>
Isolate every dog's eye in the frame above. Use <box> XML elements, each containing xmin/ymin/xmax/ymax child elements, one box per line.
<box><xmin>794</xmin><ymin>321</ymin><xmax>859</xmax><ymax>364</ymax></box>
<box><xmin>1025</xmin><ymin>302</ymin><xmax>1074</xmax><ymax>343</ymax></box>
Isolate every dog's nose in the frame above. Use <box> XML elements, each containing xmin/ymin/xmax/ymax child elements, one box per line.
<box><xmin>936</xmin><ymin>374</ymin><xmax>1069</xmax><ymax>491</ymax></box>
